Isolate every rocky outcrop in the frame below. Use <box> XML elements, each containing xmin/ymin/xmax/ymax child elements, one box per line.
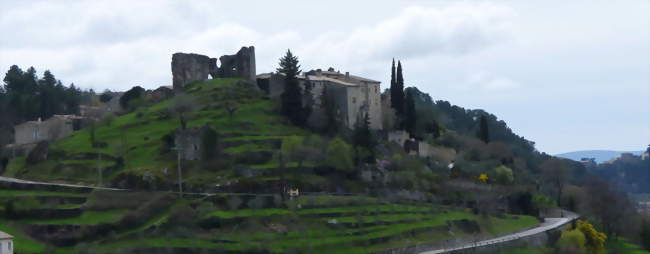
<box><xmin>171</xmin><ymin>46</ymin><xmax>256</xmax><ymax>91</ymax></box>
<box><xmin>171</xmin><ymin>53</ymin><xmax>217</xmax><ymax>91</ymax></box>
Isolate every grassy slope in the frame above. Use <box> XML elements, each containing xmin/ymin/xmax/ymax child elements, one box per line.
<box><xmin>608</xmin><ymin>238</ymin><xmax>650</xmax><ymax>254</ymax></box>
<box><xmin>7</xmin><ymin>78</ymin><xmax>308</xmax><ymax>185</ymax></box>
<box><xmin>0</xmin><ymin>78</ymin><xmax>545</xmax><ymax>253</ymax></box>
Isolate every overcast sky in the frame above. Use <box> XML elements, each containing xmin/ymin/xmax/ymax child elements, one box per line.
<box><xmin>1</xmin><ymin>0</ymin><xmax>648</xmax><ymax>154</ymax></box>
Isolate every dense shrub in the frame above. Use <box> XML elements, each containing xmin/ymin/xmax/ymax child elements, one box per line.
<box><xmin>557</xmin><ymin>229</ymin><xmax>586</xmax><ymax>253</ymax></box>
<box><xmin>119</xmin><ymin>86</ymin><xmax>145</xmax><ymax>110</ymax></box>
<box><xmin>326</xmin><ymin>137</ymin><xmax>354</xmax><ymax>173</ymax></box>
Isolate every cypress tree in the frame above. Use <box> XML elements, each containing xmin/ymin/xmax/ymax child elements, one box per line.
<box><xmin>478</xmin><ymin>115</ymin><xmax>490</xmax><ymax>143</ymax></box>
<box><xmin>404</xmin><ymin>89</ymin><xmax>416</xmax><ymax>137</ymax></box>
<box><xmin>394</xmin><ymin>61</ymin><xmax>405</xmax><ymax>116</ymax></box>
<box><xmin>390</xmin><ymin>59</ymin><xmax>397</xmax><ymax>110</ymax></box>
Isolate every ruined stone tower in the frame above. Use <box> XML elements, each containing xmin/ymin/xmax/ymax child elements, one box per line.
<box><xmin>171</xmin><ymin>46</ymin><xmax>256</xmax><ymax>91</ymax></box>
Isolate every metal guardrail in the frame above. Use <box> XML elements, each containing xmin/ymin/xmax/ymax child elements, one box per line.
<box><xmin>426</xmin><ymin>213</ymin><xmax>579</xmax><ymax>254</ymax></box>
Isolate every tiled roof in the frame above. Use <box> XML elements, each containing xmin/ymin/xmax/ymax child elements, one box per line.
<box><xmin>0</xmin><ymin>231</ymin><xmax>13</xmax><ymax>240</ymax></box>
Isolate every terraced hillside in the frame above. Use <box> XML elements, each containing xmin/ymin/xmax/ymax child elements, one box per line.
<box><xmin>0</xmin><ymin>181</ymin><xmax>539</xmax><ymax>254</ymax></box>
<box><xmin>4</xmin><ymin>78</ymin><xmax>310</xmax><ymax>192</ymax></box>
<box><xmin>0</xmin><ymin>77</ymin><xmax>553</xmax><ymax>253</ymax></box>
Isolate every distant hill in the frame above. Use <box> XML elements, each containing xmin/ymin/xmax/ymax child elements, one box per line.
<box><xmin>555</xmin><ymin>150</ymin><xmax>644</xmax><ymax>163</ymax></box>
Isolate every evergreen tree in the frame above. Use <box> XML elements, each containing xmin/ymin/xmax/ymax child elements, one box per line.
<box><xmin>2</xmin><ymin>65</ymin><xmax>24</xmax><ymax>94</ymax></box>
<box><xmin>641</xmin><ymin>219</ymin><xmax>650</xmax><ymax>251</ymax></box>
<box><xmin>278</xmin><ymin>49</ymin><xmax>308</xmax><ymax>126</ymax></box>
<box><xmin>394</xmin><ymin>61</ymin><xmax>405</xmax><ymax>116</ymax></box>
<box><xmin>353</xmin><ymin>113</ymin><xmax>376</xmax><ymax>164</ymax></box>
<box><xmin>426</xmin><ymin>120</ymin><xmax>441</xmax><ymax>138</ymax></box>
<box><xmin>38</xmin><ymin>70</ymin><xmax>58</xmax><ymax>119</ymax></box>
<box><xmin>478</xmin><ymin>115</ymin><xmax>490</xmax><ymax>143</ymax></box>
<box><xmin>404</xmin><ymin>89</ymin><xmax>417</xmax><ymax>137</ymax></box>
<box><xmin>389</xmin><ymin>59</ymin><xmax>397</xmax><ymax>111</ymax></box>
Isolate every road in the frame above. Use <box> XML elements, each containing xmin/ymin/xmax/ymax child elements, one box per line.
<box><xmin>0</xmin><ymin>176</ymin><xmax>124</xmax><ymax>191</ymax></box>
<box><xmin>421</xmin><ymin>211</ymin><xmax>579</xmax><ymax>254</ymax></box>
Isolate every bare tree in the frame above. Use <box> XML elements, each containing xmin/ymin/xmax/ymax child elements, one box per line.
<box><xmin>223</xmin><ymin>100</ymin><xmax>239</xmax><ymax>119</ymax></box>
<box><xmin>169</xmin><ymin>93</ymin><xmax>196</xmax><ymax>130</ymax></box>
<box><xmin>541</xmin><ymin>157</ymin><xmax>570</xmax><ymax>207</ymax></box>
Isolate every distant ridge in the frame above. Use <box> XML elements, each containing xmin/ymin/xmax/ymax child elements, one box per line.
<box><xmin>555</xmin><ymin>150</ymin><xmax>644</xmax><ymax>163</ymax></box>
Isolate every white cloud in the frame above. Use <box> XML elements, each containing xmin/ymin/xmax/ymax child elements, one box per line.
<box><xmin>0</xmin><ymin>0</ymin><xmax>648</xmax><ymax>153</ymax></box>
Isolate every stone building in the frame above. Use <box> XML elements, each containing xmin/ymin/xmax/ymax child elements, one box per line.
<box><xmin>174</xmin><ymin>125</ymin><xmax>218</xmax><ymax>161</ymax></box>
<box><xmin>0</xmin><ymin>231</ymin><xmax>13</xmax><ymax>254</ymax></box>
<box><xmin>256</xmin><ymin>68</ymin><xmax>382</xmax><ymax>130</ymax></box>
<box><xmin>174</xmin><ymin>127</ymin><xmax>204</xmax><ymax>161</ymax></box>
<box><xmin>171</xmin><ymin>46</ymin><xmax>256</xmax><ymax>91</ymax></box>
<box><xmin>13</xmin><ymin>115</ymin><xmax>84</xmax><ymax>146</ymax></box>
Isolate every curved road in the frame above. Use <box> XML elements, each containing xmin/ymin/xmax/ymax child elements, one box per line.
<box><xmin>421</xmin><ymin>211</ymin><xmax>579</xmax><ymax>254</ymax></box>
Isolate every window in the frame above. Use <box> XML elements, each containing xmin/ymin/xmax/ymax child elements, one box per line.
<box><xmin>352</xmin><ymin>97</ymin><xmax>356</xmax><ymax>104</ymax></box>
<box><xmin>194</xmin><ymin>145</ymin><xmax>198</xmax><ymax>151</ymax></box>
<box><xmin>8</xmin><ymin>241</ymin><xmax>10</xmax><ymax>250</ymax></box>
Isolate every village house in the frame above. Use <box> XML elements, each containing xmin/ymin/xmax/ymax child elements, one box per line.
<box><xmin>0</xmin><ymin>231</ymin><xmax>13</xmax><ymax>254</ymax></box>
<box><xmin>256</xmin><ymin>68</ymin><xmax>382</xmax><ymax>130</ymax></box>
<box><xmin>13</xmin><ymin>115</ymin><xmax>84</xmax><ymax>146</ymax></box>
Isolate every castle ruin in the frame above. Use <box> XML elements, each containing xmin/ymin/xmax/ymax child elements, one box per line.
<box><xmin>171</xmin><ymin>46</ymin><xmax>256</xmax><ymax>91</ymax></box>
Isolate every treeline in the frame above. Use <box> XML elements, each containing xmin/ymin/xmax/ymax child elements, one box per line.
<box><xmin>0</xmin><ymin>65</ymin><xmax>85</xmax><ymax>145</ymax></box>
<box><xmin>591</xmin><ymin>146</ymin><xmax>650</xmax><ymax>193</ymax></box>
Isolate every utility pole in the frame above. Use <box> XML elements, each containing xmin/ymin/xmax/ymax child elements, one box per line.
<box><xmin>172</xmin><ymin>146</ymin><xmax>183</xmax><ymax>198</ymax></box>
<box><xmin>97</xmin><ymin>151</ymin><xmax>102</xmax><ymax>187</ymax></box>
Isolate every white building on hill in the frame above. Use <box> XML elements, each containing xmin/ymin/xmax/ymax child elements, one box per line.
<box><xmin>0</xmin><ymin>231</ymin><xmax>13</xmax><ymax>254</ymax></box>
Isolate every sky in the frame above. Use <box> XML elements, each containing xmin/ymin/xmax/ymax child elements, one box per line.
<box><xmin>1</xmin><ymin>0</ymin><xmax>648</xmax><ymax>154</ymax></box>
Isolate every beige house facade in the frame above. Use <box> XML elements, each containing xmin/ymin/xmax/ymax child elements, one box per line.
<box><xmin>257</xmin><ymin>69</ymin><xmax>382</xmax><ymax>130</ymax></box>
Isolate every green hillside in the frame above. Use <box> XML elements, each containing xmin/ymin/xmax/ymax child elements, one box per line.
<box><xmin>0</xmin><ymin>77</ymin><xmax>554</xmax><ymax>253</ymax></box>
<box><xmin>6</xmin><ymin>78</ymin><xmax>310</xmax><ymax>190</ymax></box>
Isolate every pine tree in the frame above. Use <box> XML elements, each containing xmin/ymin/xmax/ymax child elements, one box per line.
<box><xmin>353</xmin><ymin>113</ymin><xmax>375</xmax><ymax>164</ymax></box>
<box><xmin>278</xmin><ymin>49</ymin><xmax>309</xmax><ymax>126</ymax></box>
<box><xmin>404</xmin><ymin>89</ymin><xmax>417</xmax><ymax>137</ymax></box>
<box><xmin>478</xmin><ymin>115</ymin><xmax>490</xmax><ymax>143</ymax></box>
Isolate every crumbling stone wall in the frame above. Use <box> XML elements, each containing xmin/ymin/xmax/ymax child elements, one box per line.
<box><xmin>217</xmin><ymin>46</ymin><xmax>256</xmax><ymax>81</ymax></box>
<box><xmin>171</xmin><ymin>46</ymin><xmax>256</xmax><ymax>91</ymax></box>
<box><xmin>174</xmin><ymin>127</ymin><xmax>203</xmax><ymax>161</ymax></box>
<box><xmin>171</xmin><ymin>53</ymin><xmax>216</xmax><ymax>91</ymax></box>
<box><xmin>388</xmin><ymin>130</ymin><xmax>409</xmax><ymax>147</ymax></box>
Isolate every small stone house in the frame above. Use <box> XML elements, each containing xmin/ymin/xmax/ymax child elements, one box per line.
<box><xmin>174</xmin><ymin>126</ymin><xmax>217</xmax><ymax>161</ymax></box>
<box><xmin>0</xmin><ymin>231</ymin><xmax>13</xmax><ymax>254</ymax></box>
<box><xmin>14</xmin><ymin>115</ymin><xmax>84</xmax><ymax>146</ymax></box>
<box><xmin>388</xmin><ymin>130</ymin><xmax>435</xmax><ymax>158</ymax></box>
<box><xmin>174</xmin><ymin>127</ymin><xmax>204</xmax><ymax>161</ymax></box>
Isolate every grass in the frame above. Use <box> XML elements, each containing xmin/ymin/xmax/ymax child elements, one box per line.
<box><xmin>23</xmin><ymin>209</ymin><xmax>127</xmax><ymax>225</ymax></box>
<box><xmin>501</xmin><ymin>246</ymin><xmax>552</xmax><ymax>254</ymax></box>
<box><xmin>205</xmin><ymin>204</ymin><xmax>434</xmax><ymax>219</ymax></box>
<box><xmin>608</xmin><ymin>238</ymin><xmax>650</xmax><ymax>254</ymax></box>
<box><xmin>0</xmin><ymin>220</ymin><xmax>47</xmax><ymax>254</ymax></box>
<box><xmin>10</xmin><ymin>77</ymin><xmax>310</xmax><ymax>185</ymax></box>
